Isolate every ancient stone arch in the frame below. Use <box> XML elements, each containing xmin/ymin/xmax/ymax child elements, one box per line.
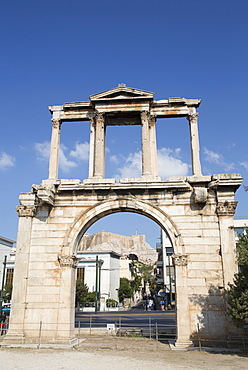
<box><xmin>63</xmin><ymin>197</ymin><xmax>183</xmax><ymax>256</ymax></box>
<box><xmin>4</xmin><ymin>85</ymin><xmax>243</xmax><ymax>347</ymax></box>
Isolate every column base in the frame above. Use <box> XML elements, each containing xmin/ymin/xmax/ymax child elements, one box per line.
<box><xmin>119</xmin><ymin>176</ymin><xmax>161</xmax><ymax>183</ymax></box>
<box><xmin>174</xmin><ymin>339</ymin><xmax>194</xmax><ymax>348</ymax></box>
<box><xmin>2</xmin><ymin>332</ymin><xmax>25</xmax><ymax>344</ymax></box>
<box><xmin>84</xmin><ymin>178</ymin><xmax>116</xmax><ymax>185</ymax></box>
<box><xmin>1</xmin><ymin>333</ymin><xmax>78</xmax><ymax>347</ymax></box>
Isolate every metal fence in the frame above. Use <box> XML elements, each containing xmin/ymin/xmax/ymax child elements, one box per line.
<box><xmin>2</xmin><ymin>317</ymin><xmax>248</xmax><ymax>350</ymax></box>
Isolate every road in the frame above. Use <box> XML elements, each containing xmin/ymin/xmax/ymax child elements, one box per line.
<box><xmin>75</xmin><ymin>306</ymin><xmax>176</xmax><ymax>337</ymax></box>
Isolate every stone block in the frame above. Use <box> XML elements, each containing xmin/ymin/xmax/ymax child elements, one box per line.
<box><xmin>188</xmin><ymin>254</ymin><xmax>221</xmax><ymax>262</ymax></box>
<box><xmin>187</xmin><ymin>278</ymin><xmax>206</xmax><ymax>286</ymax></box>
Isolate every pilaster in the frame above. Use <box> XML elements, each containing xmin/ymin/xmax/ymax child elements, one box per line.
<box><xmin>172</xmin><ymin>254</ymin><xmax>193</xmax><ymax>348</ymax></box>
<box><xmin>56</xmin><ymin>254</ymin><xmax>78</xmax><ymax>343</ymax></box>
<box><xmin>216</xmin><ymin>200</ymin><xmax>238</xmax><ymax>288</ymax></box>
<box><xmin>4</xmin><ymin>196</ymin><xmax>36</xmax><ymax>344</ymax></box>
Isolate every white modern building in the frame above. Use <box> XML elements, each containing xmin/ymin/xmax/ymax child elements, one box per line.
<box><xmin>0</xmin><ymin>237</ymin><xmax>15</xmax><ymax>292</ymax></box>
<box><xmin>77</xmin><ymin>250</ymin><xmax>120</xmax><ymax>306</ymax></box>
<box><xmin>155</xmin><ymin>230</ymin><xmax>175</xmax><ymax>305</ymax></box>
<box><xmin>233</xmin><ymin>218</ymin><xmax>248</xmax><ymax>241</ymax></box>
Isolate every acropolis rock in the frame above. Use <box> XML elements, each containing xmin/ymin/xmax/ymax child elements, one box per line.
<box><xmin>78</xmin><ymin>231</ymin><xmax>157</xmax><ymax>265</ymax></box>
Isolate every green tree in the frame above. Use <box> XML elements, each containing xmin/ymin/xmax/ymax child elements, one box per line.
<box><xmin>227</xmin><ymin>232</ymin><xmax>248</xmax><ymax>327</ymax></box>
<box><xmin>75</xmin><ymin>280</ymin><xmax>89</xmax><ymax>305</ymax></box>
<box><xmin>132</xmin><ymin>261</ymin><xmax>155</xmax><ymax>295</ymax></box>
<box><xmin>2</xmin><ymin>283</ymin><xmax>13</xmax><ymax>302</ymax></box>
<box><xmin>118</xmin><ymin>277</ymin><xmax>133</xmax><ymax>303</ymax></box>
<box><xmin>84</xmin><ymin>291</ymin><xmax>96</xmax><ymax>302</ymax></box>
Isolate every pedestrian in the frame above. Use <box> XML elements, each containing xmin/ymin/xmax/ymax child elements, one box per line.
<box><xmin>0</xmin><ymin>311</ymin><xmax>6</xmax><ymax>335</ymax></box>
<box><xmin>148</xmin><ymin>298</ymin><xmax>154</xmax><ymax>311</ymax></box>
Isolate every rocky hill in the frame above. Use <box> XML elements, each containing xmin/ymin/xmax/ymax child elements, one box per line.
<box><xmin>78</xmin><ymin>231</ymin><xmax>157</xmax><ymax>265</ymax></box>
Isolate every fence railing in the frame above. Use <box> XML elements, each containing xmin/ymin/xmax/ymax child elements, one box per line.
<box><xmin>2</xmin><ymin>317</ymin><xmax>248</xmax><ymax>350</ymax></box>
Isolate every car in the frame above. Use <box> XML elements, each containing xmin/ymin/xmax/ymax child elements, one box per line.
<box><xmin>1</xmin><ymin>304</ymin><xmax>11</xmax><ymax>315</ymax></box>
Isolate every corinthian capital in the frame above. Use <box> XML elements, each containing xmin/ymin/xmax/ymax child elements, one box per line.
<box><xmin>187</xmin><ymin>113</ymin><xmax>198</xmax><ymax>124</ymax></box>
<box><xmin>149</xmin><ymin>115</ymin><xmax>156</xmax><ymax>124</ymax></box>
<box><xmin>216</xmin><ymin>201</ymin><xmax>237</xmax><ymax>216</ymax></box>
<box><xmin>95</xmin><ymin>112</ymin><xmax>104</xmax><ymax>123</ymax></box>
<box><xmin>58</xmin><ymin>254</ymin><xmax>78</xmax><ymax>269</ymax></box>
<box><xmin>16</xmin><ymin>205</ymin><xmax>36</xmax><ymax>217</ymax></box>
<box><xmin>172</xmin><ymin>254</ymin><xmax>188</xmax><ymax>266</ymax></box>
<box><xmin>141</xmin><ymin>111</ymin><xmax>149</xmax><ymax>122</ymax></box>
<box><xmin>51</xmin><ymin>118</ymin><xmax>61</xmax><ymax>129</ymax></box>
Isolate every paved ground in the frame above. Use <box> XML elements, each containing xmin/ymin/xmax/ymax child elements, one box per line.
<box><xmin>1</xmin><ymin>336</ymin><xmax>248</xmax><ymax>370</ymax></box>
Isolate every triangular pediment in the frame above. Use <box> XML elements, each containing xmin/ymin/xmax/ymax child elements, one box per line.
<box><xmin>90</xmin><ymin>84</ymin><xmax>154</xmax><ymax>102</ymax></box>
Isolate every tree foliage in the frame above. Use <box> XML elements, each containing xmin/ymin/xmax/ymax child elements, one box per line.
<box><xmin>75</xmin><ymin>280</ymin><xmax>89</xmax><ymax>305</ymax></box>
<box><xmin>2</xmin><ymin>283</ymin><xmax>13</xmax><ymax>303</ymax></box>
<box><xmin>227</xmin><ymin>232</ymin><xmax>248</xmax><ymax>328</ymax></box>
<box><xmin>118</xmin><ymin>277</ymin><xmax>133</xmax><ymax>302</ymax></box>
<box><xmin>75</xmin><ymin>280</ymin><xmax>97</xmax><ymax>305</ymax></box>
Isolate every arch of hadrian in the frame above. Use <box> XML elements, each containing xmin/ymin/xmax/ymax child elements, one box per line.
<box><xmin>4</xmin><ymin>85</ymin><xmax>243</xmax><ymax>347</ymax></box>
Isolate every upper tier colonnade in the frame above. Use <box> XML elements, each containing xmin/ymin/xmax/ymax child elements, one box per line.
<box><xmin>48</xmin><ymin>84</ymin><xmax>202</xmax><ymax>182</ymax></box>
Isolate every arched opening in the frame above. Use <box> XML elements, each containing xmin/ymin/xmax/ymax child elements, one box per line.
<box><xmin>62</xmin><ymin>198</ymin><xmax>184</xmax><ymax>256</ymax></box>
<box><xmin>75</xmin><ymin>212</ymin><xmax>161</xmax><ymax>311</ymax></box>
<box><xmin>62</xmin><ymin>199</ymin><xmax>182</xmax><ymax>341</ymax></box>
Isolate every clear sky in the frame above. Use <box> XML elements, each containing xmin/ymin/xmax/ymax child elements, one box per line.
<box><xmin>1</xmin><ymin>0</ymin><xmax>248</xmax><ymax>248</ymax></box>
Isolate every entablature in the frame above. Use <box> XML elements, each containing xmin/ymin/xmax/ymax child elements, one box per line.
<box><xmin>48</xmin><ymin>85</ymin><xmax>201</xmax><ymax>123</ymax></box>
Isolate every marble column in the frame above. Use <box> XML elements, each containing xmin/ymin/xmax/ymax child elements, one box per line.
<box><xmin>187</xmin><ymin>113</ymin><xmax>202</xmax><ymax>176</ymax></box>
<box><xmin>93</xmin><ymin>112</ymin><xmax>105</xmax><ymax>178</ymax></box>
<box><xmin>149</xmin><ymin>115</ymin><xmax>159</xmax><ymax>178</ymax></box>
<box><xmin>88</xmin><ymin>115</ymin><xmax>96</xmax><ymax>178</ymax></box>
<box><xmin>141</xmin><ymin>111</ymin><xmax>151</xmax><ymax>177</ymax></box>
<box><xmin>48</xmin><ymin>118</ymin><xmax>61</xmax><ymax>180</ymax></box>
<box><xmin>172</xmin><ymin>254</ymin><xmax>193</xmax><ymax>347</ymax></box>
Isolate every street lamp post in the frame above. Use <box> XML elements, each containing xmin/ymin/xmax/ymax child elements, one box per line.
<box><xmin>95</xmin><ymin>256</ymin><xmax>99</xmax><ymax>313</ymax></box>
<box><xmin>95</xmin><ymin>256</ymin><xmax>103</xmax><ymax>313</ymax></box>
<box><xmin>0</xmin><ymin>255</ymin><xmax>7</xmax><ymax>312</ymax></box>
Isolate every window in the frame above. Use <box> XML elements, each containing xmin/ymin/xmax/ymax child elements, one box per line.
<box><xmin>5</xmin><ymin>268</ymin><xmax>14</xmax><ymax>286</ymax></box>
<box><xmin>77</xmin><ymin>268</ymin><xmax>85</xmax><ymax>282</ymax></box>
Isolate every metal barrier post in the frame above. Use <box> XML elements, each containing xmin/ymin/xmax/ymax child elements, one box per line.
<box><xmin>78</xmin><ymin>321</ymin><xmax>81</xmax><ymax>346</ymax></box>
<box><xmin>38</xmin><ymin>321</ymin><xmax>42</xmax><ymax>348</ymax></box>
<box><xmin>149</xmin><ymin>317</ymin><xmax>152</xmax><ymax>339</ymax></box>
<box><xmin>197</xmin><ymin>323</ymin><xmax>202</xmax><ymax>351</ymax></box>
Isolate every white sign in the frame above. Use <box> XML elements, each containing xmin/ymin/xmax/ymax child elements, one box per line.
<box><xmin>107</xmin><ymin>324</ymin><xmax>115</xmax><ymax>331</ymax></box>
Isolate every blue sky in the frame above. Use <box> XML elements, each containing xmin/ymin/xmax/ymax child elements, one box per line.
<box><xmin>1</xmin><ymin>0</ymin><xmax>247</xmax><ymax>248</ymax></box>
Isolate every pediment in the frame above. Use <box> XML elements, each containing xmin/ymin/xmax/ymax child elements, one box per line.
<box><xmin>90</xmin><ymin>84</ymin><xmax>154</xmax><ymax>102</ymax></box>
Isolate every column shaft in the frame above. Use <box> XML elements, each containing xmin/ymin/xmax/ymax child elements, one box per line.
<box><xmin>48</xmin><ymin>119</ymin><xmax>61</xmax><ymax>180</ymax></box>
<box><xmin>88</xmin><ymin>116</ymin><xmax>96</xmax><ymax>178</ymax></box>
<box><xmin>149</xmin><ymin>116</ymin><xmax>159</xmax><ymax>178</ymax></box>
<box><xmin>141</xmin><ymin>111</ymin><xmax>151</xmax><ymax>177</ymax></box>
<box><xmin>93</xmin><ymin>113</ymin><xmax>105</xmax><ymax>178</ymax></box>
<box><xmin>187</xmin><ymin>113</ymin><xmax>202</xmax><ymax>176</ymax></box>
